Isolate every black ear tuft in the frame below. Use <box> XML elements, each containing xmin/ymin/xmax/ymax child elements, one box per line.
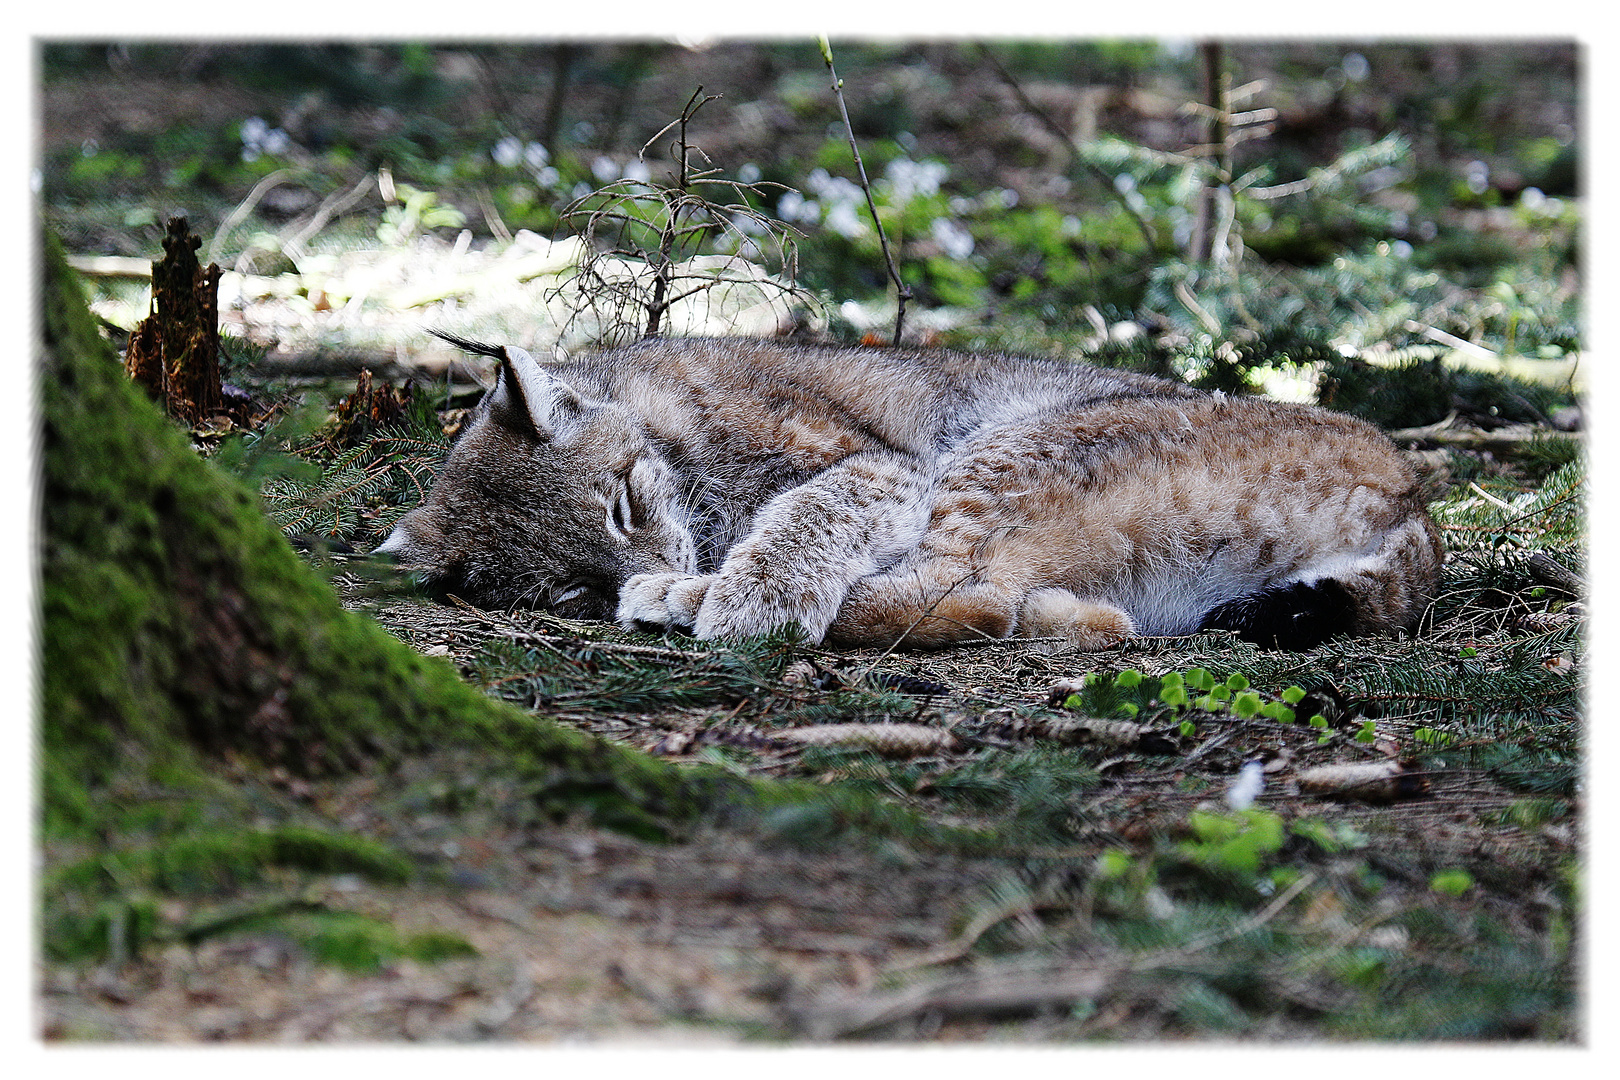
<box><xmin>426</xmin><ymin>328</ymin><xmax>508</xmax><ymax>360</ymax></box>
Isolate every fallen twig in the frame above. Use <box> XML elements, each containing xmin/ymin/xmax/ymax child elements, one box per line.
<box><xmin>795</xmin><ymin>872</ymin><xmax>1316</xmax><ymax>1038</ymax></box>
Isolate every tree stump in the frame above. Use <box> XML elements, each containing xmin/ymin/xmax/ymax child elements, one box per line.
<box><xmin>123</xmin><ymin>216</ymin><xmax>223</xmax><ymax>425</ymax></box>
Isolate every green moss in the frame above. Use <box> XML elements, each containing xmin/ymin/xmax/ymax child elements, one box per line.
<box><xmin>250</xmin><ymin>910</ymin><xmax>479</xmax><ymax>973</ymax></box>
<box><xmin>47</xmin><ymin>890</ymin><xmax>480</xmax><ymax>970</ymax></box>
<box><xmin>46</xmin><ymin>825</ymin><xmax>415</xmax><ymax>898</ymax></box>
<box><xmin>42</xmin><ymin>825</ymin><xmax>423</xmax><ymax>963</ymax></box>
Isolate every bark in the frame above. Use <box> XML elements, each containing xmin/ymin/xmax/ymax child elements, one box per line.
<box><xmin>122</xmin><ymin>216</ymin><xmax>223</xmax><ymax>424</ymax></box>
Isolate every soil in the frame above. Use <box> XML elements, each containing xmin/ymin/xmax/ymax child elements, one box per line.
<box><xmin>42</xmin><ymin>592</ymin><xmax>1579</xmax><ymax>1042</ymax></box>
<box><xmin>42</xmin><ymin>816</ymin><xmax>999</xmax><ymax>1043</ymax></box>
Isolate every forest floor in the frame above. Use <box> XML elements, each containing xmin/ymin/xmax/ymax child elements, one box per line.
<box><xmin>42</xmin><ymin>574</ymin><xmax>1583</xmax><ymax>1043</ymax></box>
<box><xmin>41</xmin><ymin>196</ymin><xmax>1587</xmax><ymax>1047</ymax></box>
<box><xmin>38</xmin><ymin>50</ymin><xmax>1585</xmax><ymax>1045</ymax></box>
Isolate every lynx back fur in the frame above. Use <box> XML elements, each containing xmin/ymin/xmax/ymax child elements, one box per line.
<box><xmin>378</xmin><ymin>336</ymin><xmax>1442</xmax><ymax>651</ymax></box>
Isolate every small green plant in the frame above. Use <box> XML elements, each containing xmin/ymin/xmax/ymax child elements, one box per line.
<box><xmin>1430</xmin><ymin>868</ymin><xmax>1475</xmax><ymax>898</ymax></box>
<box><xmin>376</xmin><ymin>180</ymin><xmax>466</xmax><ymax>246</ymax></box>
<box><xmin>1180</xmin><ymin>807</ymin><xmax>1288</xmax><ymax>877</ymax></box>
<box><xmin>1058</xmin><ymin>666</ymin><xmax>1316</xmax><ymax>734</ymax></box>
<box><xmin>1260</xmin><ymin>701</ymin><xmax>1296</xmax><ymax>723</ymax></box>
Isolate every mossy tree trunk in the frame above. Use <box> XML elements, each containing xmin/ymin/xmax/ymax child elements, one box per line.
<box><xmin>37</xmin><ymin>226</ymin><xmax>751</xmax><ymax>836</ymax></box>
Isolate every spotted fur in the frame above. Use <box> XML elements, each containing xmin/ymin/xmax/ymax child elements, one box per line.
<box><xmin>378</xmin><ymin>336</ymin><xmax>1442</xmax><ymax>651</ymax></box>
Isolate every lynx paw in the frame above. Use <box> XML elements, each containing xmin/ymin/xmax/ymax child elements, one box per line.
<box><xmin>692</xmin><ymin>585</ymin><xmax>808</xmax><ymax>641</ymax></box>
<box><xmin>1018</xmin><ymin>588</ymin><xmax>1135</xmax><ymax>651</ymax></box>
<box><xmin>617</xmin><ymin>572</ymin><xmax>714</xmax><ymax>632</ymax></box>
<box><xmin>689</xmin><ymin>568</ymin><xmax>842</xmax><ymax>642</ymax></box>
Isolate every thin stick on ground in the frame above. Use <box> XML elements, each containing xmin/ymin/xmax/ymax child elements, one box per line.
<box><xmin>845</xmin><ymin>567</ymin><xmax>996</xmax><ymax>690</ymax></box>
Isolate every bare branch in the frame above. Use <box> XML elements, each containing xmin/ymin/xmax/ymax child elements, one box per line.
<box><xmin>979</xmin><ymin>45</ymin><xmax>1161</xmax><ymax>253</ymax></box>
<box><xmin>549</xmin><ymin>85</ymin><xmax>814</xmax><ymax>346</ymax></box>
<box><xmin>820</xmin><ymin>38</ymin><xmax>911</xmax><ymax>347</ymax></box>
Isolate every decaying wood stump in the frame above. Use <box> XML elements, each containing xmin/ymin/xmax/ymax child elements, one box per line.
<box><xmin>124</xmin><ymin>216</ymin><xmax>223</xmax><ymax>425</ymax></box>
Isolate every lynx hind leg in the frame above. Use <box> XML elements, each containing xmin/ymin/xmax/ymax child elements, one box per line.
<box><xmin>1018</xmin><ymin>588</ymin><xmax>1135</xmax><ymax>651</ymax></box>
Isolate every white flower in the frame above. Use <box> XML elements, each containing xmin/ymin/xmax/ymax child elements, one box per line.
<box><xmin>930</xmin><ymin>217</ymin><xmax>975</xmax><ymax>259</ymax></box>
<box><xmin>240</xmin><ymin>116</ymin><xmax>290</xmax><ymax>159</ymax></box>
<box><xmin>883</xmin><ymin>158</ymin><xmax>948</xmax><ymax>204</ymax></box>
<box><xmin>778</xmin><ymin>190</ymin><xmax>817</xmax><ymax>224</ymax></box>
<box><xmin>492</xmin><ymin>136</ymin><xmax>523</xmax><ymax>168</ymax></box>
<box><xmin>1226</xmin><ymin>760</ymin><xmax>1266</xmax><ymax>810</ymax></box>
<box><xmin>524</xmin><ymin>141</ymin><xmax>550</xmax><ymax>169</ymax></box>
<box><xmin>592</xmin><ymin>155</ymin><xmax>620</xmax><ymax>183</ymax></box>
<box><xmin>260</xmin><ymin>128</ymin><xmax>291</xmax><ymax>156</ymax></box>
<box><xmin>825</xmin><ymin>201</ymin><xmax>866</xmax><ymax>239</ymax></box>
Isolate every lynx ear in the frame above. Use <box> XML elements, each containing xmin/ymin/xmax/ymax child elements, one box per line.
<box><xmin>491</xmin><ymin>346</ymin><xmax>589</xmax><ymax>441</ymax></box>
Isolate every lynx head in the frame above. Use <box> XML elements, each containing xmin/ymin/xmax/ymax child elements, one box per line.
<box><xmin>376</xmin><ymin>335</ymin><xmax>696</xmax><ymax>619</ymax></box>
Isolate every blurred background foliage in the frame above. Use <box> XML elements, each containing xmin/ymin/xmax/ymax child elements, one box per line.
<box><xmin>39</xmin><ymin>39</ymin><xmax>1579</xmax><ymax>424</ymax></box>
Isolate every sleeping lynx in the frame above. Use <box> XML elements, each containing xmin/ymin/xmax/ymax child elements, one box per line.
<box><xmin>378</xmin><ymin>334</ymin><xmax>1442</xmax><ymax>651</ymax></box>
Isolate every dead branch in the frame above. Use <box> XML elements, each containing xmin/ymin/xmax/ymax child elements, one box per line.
<box><xmin>1384</xmin><ymin>421</ymin><xmax>1580</xmax><ymax>455</ymax></box>
<box><xmin>820</xmin><ymin>37</ymin><xmax>911</xmax><ymax>346</ymax></box>
<box><xmin>795</xmin><ymin>871</ymin><xmax>1315</xmax><ymax>1038</ymax></box>
<box><xmin>794</xmin><ymin>958</ymin><xmax>1123</xmax><ymax>1039</ymax></box>
<box><xmin>1525</xmin><ymin>552</ymin><xmax>1583</xmax><ymax>596</ymax></box>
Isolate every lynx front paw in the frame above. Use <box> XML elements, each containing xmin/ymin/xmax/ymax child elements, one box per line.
<box><xmin>1018</xmin><ymin>588</ymin><xmax>1135</xmax><ymax>651</ymax></box>
<box><xmin>617</xmin><ymin>572</ymin><xmax>714</xmax><ymax>632</ymax></box>
<box><xmin>692</xmin><ymin>585</ymin><xmax>808</xmax><ymax>642</ymax></box>
<box><xmin>690</xmin><ymin>570</ymin><xmax>840</xmax><ymax>643</ymax></box>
